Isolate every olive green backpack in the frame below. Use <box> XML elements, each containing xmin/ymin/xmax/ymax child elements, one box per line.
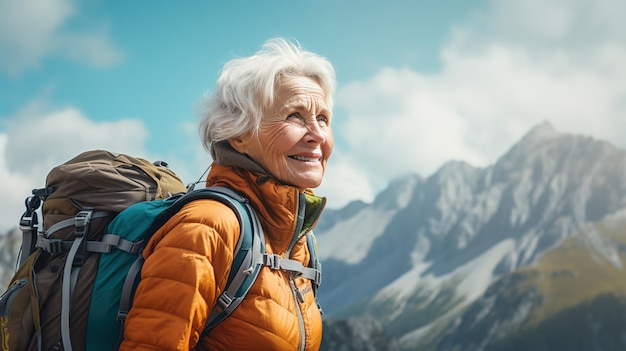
<box><xmin>0</xmin><ymin>150</ymin><xmax>188</xmax><ymax>351</ymax></box>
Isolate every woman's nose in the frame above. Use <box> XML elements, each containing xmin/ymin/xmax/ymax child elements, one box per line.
<box><xmin>305</xmin><ymin>121</ymin><xmax>326</xmax><ymax>144</ymax></box>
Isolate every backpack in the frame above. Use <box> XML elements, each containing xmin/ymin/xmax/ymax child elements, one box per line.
<box><xmin>0</xmin><ymin>149</ymin><xmax>322</xmax><ymax>351</ymax></box>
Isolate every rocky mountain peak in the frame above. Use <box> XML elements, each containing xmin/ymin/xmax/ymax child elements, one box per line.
<box><xmin>316</xmin><ymin>123</ymin><xmax>626</xmax><ymax>350</ymax></box>
<box><xmin>518</xmin><ymin>121</ymin><xmax>559</xmax><ymax>146</ymax></box>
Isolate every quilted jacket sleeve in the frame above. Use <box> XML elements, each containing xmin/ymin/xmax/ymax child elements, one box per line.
<box><xmin>118</xmin><ymin>199</ymin><xmax>240</xmax><ymax>351</ymax></box>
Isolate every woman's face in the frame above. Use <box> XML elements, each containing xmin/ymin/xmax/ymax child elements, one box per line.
<box><xmin>230</xmin><ymin>76</ymin><xmax>333</xmax><ymax>190</ymax></box>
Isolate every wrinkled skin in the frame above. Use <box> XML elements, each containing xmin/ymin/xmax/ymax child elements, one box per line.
<box><xmin>229</xmin><ymin>76</ymin><xmax>333</xmax><ymax>190</ymax></box>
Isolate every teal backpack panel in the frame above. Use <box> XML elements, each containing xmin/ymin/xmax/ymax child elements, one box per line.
<box><xmin>86</xmin><ymin>197</ymin><xmax>180</xmax><ymax>351</ymax></box>
<box><xmin>85</xmin><ymin>187</ymin><xmax>262</xmax><ymax>350</ymax></box>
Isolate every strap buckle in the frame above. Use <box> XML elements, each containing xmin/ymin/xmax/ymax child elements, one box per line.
<box><xmin>262</xmin><ymin>254</ymin><xmax>282</xmax><ymax>270</ymax></box>
<box><xmin>217</xmin><ymin>293</ymin><xmax>234</xmax><ymax>310</ymax></box>
<box><xmin>36</xmin><ymin>237</ymin><xmax>65</xmax><ymax>254</ymax></box>
<box><xmin>74</xmin><ymin>209</ymin><xmax>93</xmax><ymax>238</ymax></box>
<box><xmin>72</xmin><ymin>209</ymin><xmax>93</xmax><ymax>266</ymax></box>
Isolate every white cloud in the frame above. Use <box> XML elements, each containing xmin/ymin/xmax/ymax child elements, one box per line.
<box><xmin>0</xmin><ymin>0</ymin><xmax>122</xmax><ymax>76</ymax></box>
<box><xmin>327</xmin><ymin>0</ymin><xmax>626</xmax><ymax>209</ymax></box>
<box><xmin>0</xmin><ymin>101</ymin><xmax>214</xmax><ymax>230</ymax></box>
<box><xmin>56</xmin><ymin>30</ymin><xmax>124</xmax><ymax>68</ymax></box>
<box><xmin>0</xmin><ymin>134</ymin><xmax>34</xmax><ymax>231</ymax></box>
<box><xmin>316</xmin><ymin>152</ymin><xmax>375</xmax><ymax>209</ymax></box>
<box><xmin>4</xmin><ymin>101</ymin><xmax>148</xmax><ymax>173</ymax></box>
<box><xmin>0</xmin><ymin>102</ymin><xmax>150</xmax><ymax>231</ymax></box>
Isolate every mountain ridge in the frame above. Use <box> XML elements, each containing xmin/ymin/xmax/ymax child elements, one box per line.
<box><xmin>315</xmin><ymin>122</ymin><xmax>626</xmax><ymax>349</ymax></box>
<box><xmin>431</xmin><ymin>210</ymin><xmax>626</xmax><ymax>351</ymax></box>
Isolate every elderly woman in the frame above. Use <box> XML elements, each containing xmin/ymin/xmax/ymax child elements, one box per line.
<box><xmin>119</xmin><ymin>38</ymin><xmax>335</xmax><ymax>351</ymax></box>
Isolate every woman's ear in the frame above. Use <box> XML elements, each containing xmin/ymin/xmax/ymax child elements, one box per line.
<box><xmin>228</xmin><ymin>137</ymin><xmax>246</xmax><ymax>153</ymax></box>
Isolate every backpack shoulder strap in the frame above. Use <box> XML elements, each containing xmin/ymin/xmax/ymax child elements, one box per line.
<box><xmin>17</xmin><ymin>187</ymin><xmax>53</xmax><ymax>267</ymax></box>
<box><xmin>196</xmin><ymin>188</ymin><xmax>324</xmax><ymax>331</ymax></box>
<box><xmin>116</xmin><ymin>186</ymin><xmax>265</xmax><ymax>337</ymax></box>
<box><xmin>196</xmin><ymin>186</ymin><xmax>265</xmax><ymax>333</ymax></box>
<box><xmin>306</xmin><ymin>232</ymin><xmax>323</xmax><ymax>312</ymax></box>
<box><xmin>142</xmin><ymin>186</ymin><xmax>266</xmax><ymax>334</ymax></box>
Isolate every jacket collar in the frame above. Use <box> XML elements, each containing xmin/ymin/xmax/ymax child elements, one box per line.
<box><xmin>210</xmin><ymin>141</ymin><xmax>267</xmax><ymax>176</ymax></box>
<box><xmin>207</xmin><ymin>141</ymin><xmax>326</xmax><ymax>255</ymax></box>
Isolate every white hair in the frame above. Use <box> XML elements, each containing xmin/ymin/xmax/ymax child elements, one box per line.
<box><xmin>199</xmin><ymin>38</ymin><xmax>336</xmax><ymax>154</ymax></box>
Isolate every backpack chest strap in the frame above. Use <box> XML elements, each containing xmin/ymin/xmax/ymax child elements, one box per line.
<box><xmin>261</xmin><ymin>254</ymin><xmax>321</xmax><ymax>286</ymax></box>
<box><xmin>36</xmin><ymin>234</ymin><xmax>143</xmax><ymax>255</ymax></box>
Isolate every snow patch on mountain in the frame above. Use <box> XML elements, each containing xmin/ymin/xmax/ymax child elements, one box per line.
<box><xmin>583</xmin><ymin>225</ymin><xmax>623</xmax><ymax>269</ymax></box>
<box><xmin>374</xmin><ymin>238</ymin><xmax>515</xmax><ymax>310</ymax></box>
<box><xmin>392</xmin><ymin>175</ymin><xmax>419</xmax><ymax>209</ymax></box>
<box><xmin>454</xmin><ymin>239</ymin><xmax>516</xmax><ymax>300</ymax></box>
<box><xmin>316</xmin><ymin>207</ymin><xmax>398</xmax><ymax>264</ymax></box>
<box><xmin>372</xmin><ymin>261</ymin><xmax>433</xmax><ymax>307</ymax></box>
<box><xmin>515</xmin><ymin>229</ymin><xmax>538</xmax><ymax>264</ymax></box>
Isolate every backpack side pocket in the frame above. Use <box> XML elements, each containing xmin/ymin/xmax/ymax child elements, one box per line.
<box><xmin>1</xmin><ymin>251</ymin><xmax>43</xmax><ymax>351</ymax></box>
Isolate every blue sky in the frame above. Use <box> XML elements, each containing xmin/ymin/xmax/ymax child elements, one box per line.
<box><xmin>1</xmin><ymin>0</ymin><xmax>626</xmax><ymax>230</ymax></box>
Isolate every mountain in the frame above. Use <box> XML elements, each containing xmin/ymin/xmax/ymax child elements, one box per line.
<box><xmin>2</xmin><ymin>122</ymin><xmax>626</xmax><ymax>350</ymax></box>
<box><xmin>321</xmin><ymin>315</ymin><xmax>401</xmax><ymax>351</ymax></box>
<box><xmin>433</xmin><ymin>209</ymin><xmax>626</xmax><ymax>351</ymax></box>
<box><xmin>0</xmin><ymin>228</ymin><xmax>20</xmax><ymax>288</ymax></box>
<box><xmin>315</xmin><ymin>122</ymin><xmax>626</xmax><ymax>350</ymax></box>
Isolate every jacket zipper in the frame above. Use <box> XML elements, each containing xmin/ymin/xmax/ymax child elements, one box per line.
<box><xmin>285</xmin><ymin>192</ymin><xmax>307</xmax><ymax>351</ymax></box>
<box><xmin>287</xmin><ymin>273</ymin><xmax>306</xmax><ymax>351</ymax></box>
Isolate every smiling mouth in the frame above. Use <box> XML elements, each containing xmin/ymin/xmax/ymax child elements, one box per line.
<box><xmin>289</xmin><ymin>155</ymin><xmax>321</xmax><ymax>162</ymax></box>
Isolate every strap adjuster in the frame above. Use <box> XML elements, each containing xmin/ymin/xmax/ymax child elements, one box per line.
<box><xmin>36</xmin><ymin>237</ymin><xmax>66</xmax><ymax>253</ymax></box>
<box><xmin>217</xmin><ymin>293</ymin><xmax>234</xmax><ymax>310</ymax></box>
<box><xmin>74</xmin><ymin>210</ymin><xmax>93</xmax><ymax>238</ymax></box>
<box><xmin>19</xmin><ymin>215</ymin><xmax>33</xmax><ymax>229</ymax></box>
<box><xmin>73</xmin><ymin>209</ymin><xmax>93</xmax><ymax>267</ymax></box>
<box><xmin>49</xmin><ymin>239</ymin><xmax>64</xmax><ymax>254</ymax></box>
<box><xmin>314</xmin><ymin>269</ymin><xmax>322</xmax><ymax>286</ymax></box>
<box><xmin>262</xmin><ymin>254</ymin><xmax>282</xmax><ymax>270</ymax></box>
<box><xmin>116</xmin><ymin>311</ymin><xmax>128</xmax><ymax>321</ymax></box>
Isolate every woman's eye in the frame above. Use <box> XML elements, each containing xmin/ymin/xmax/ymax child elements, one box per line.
<box><xmin>287</xmin><ymin>113</ymin><xmax>302</xmax><ymax>121</ymax></box>
<box><xmin>317</xmin><ymin>114</ymin><xmax>329</xmax><ymax>126</ymax></box>
<box><xmin>287</xmin><ymin>113</ymin><xmax>306</xmax><ymax>125</ymax></box>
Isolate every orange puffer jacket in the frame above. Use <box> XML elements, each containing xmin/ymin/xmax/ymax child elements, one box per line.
<box><xmin>118</xmin><ymin>163</ymin><xmax>325</xmax><ymax>351</ymax></box>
